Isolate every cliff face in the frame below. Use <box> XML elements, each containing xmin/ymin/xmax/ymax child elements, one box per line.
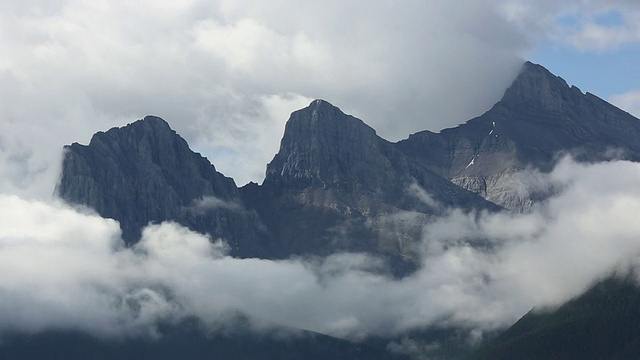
<box><xmin>245</xmin><ymin>100</ymin><xmax>497</xmax><ymax>264</ymax></box>
<box><xmin>57</xmin><ymin>103</ymin><xmax>497</xmax><ymax>267</ymax></box>
<box><xmin>56</xmin><ymin>116</ymin><xmax>269</xmax><ymax>257</ymax></box>
<box><xmin>264</xmin><ymin>99</ymin><xmax>494</xmax><ymax>211</ymax></box>
<box><xmin>52</xmin><ymin>61</ymin><xmax>640</xmax><ymax>358</ymax></box>
<box><xmin>398</xmin><ymin>61</ymin><xmax>640</xmax><ymax>210</ymax></box>
<box><xmin>265</xmin><ymin>99</ymin><xmax>382</xmax><ymax>191</ymax></box>
<box><xmin>57</xmin><ymin>61</ymin><xmax>640</xmax><ymax>258</ymax></box>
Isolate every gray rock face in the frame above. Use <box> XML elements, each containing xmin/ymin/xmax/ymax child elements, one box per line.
<box><xmin>398</xmin><ymin>61</ymin><xmax>640</xmax><ymax>210</ymax></box>
<box><xmin>451</xmin><ymin>170</ymin><xmax>534</xmax><ymax>212</ymax></box>
<box><xmin>52</xmin><ymin>62</ymin><xmax>640</xmax><ymax>356</ymax></box>
<box><xmin>265</xmin><ymin>99</ymin><xmax>495</xmax><ymax>210</ymax></box>
<box><xmin>245</xmin><ymin>100</ymin><xmax>499</xmax><ymax>263</ymax></box>
<box><xmin>57</xmin><ymin>61</ymin><xmax>638</xmax><ymax>262</ymax></box>
<box><xmin>57</xmin><ymin>107</ymin><xmax>497</xmax><ymax>269</ymax></box>
<box><xmin>57</xmin><ymin>116</ymin><xmax>269</xmax><ymax>257</ymax></box>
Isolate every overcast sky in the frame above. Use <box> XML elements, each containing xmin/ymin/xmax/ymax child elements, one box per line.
<box><xmin>2</xmin><ymin>0</ymin><xmax>640</xmax><ymax>347</ymax></box>
<box><xmin>1</xmin><ymin>0</ymin><xmax>639</xmax><ymax>192</ymax></box>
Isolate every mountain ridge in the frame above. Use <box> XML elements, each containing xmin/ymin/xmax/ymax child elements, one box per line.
<box><xmin>51</xmin><ymin>60</ymin><xmax>640</xmax><ymax>359</ymax></box>
<box><xmin>397</xmin><ymin>61</ymin><xmax>640</xmax><ymax>210</ymax></box>
<box><xmin>56</xmin><ymin>115</ymin><xmax>271</xmax><ymax>257</ymax></box>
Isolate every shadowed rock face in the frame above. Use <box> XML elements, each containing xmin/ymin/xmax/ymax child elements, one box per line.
<box><xmin>264</xmin><ymin>99</ymin><xmax>496</xmax><ymax>211</ymax></box>
<box><xmin>57</xmin><ymin>62</ymin><xmax>640</xmax><ymax>255</ymax></box>
<box><xmin>56</xmin><ymin>62</ymin><xmax>640</xmax><ymax>255</ymax></box>
<box><xmin>246</xmin><ymin>99</ymin><xmax>498</xmax><ymax>263</ymax></box>
<box><xmin>51</xmin><ymin>61</ymin><xmax>640</xmax><ymax>358</ymax></box>
<box><xmin>265</xmin><ymin>99</ymin><xmax>381</xmax><ymax>191</ymax></box>
<box><xmin>56</xmin><ymin>116</ymin><xmax>270</xmax><ymax>257</ymax></box>
<box><xmin>398</xmin><ymin>61</ymin><xmax>640</xmax><ymax>210</ymax></box>
<box><xmin>57</xmin><ymin>102</ymin><xmax>497</xmax><ymax>266</ymax></box>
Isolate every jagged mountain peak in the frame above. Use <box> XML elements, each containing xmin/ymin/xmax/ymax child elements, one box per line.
<box><xmin>397</xmin><ymin>60</ymin><xmax>640</xmax><ymax>210</ymax></box>
<box><xmin>87</xmin><ymin>115</ymin><xmax>179</xmax><ymax>155</ymax></box>
<box><xmin>289</xmin><ymin>99</ymin><xmax>377</xmax><ymax>135</ymax></box>
<box><xmin>57</xmin><ymin>116</ymin><xmax>248</xmax><ymax>245</ymax></box>
<box><xmin>499</xmin><ymin>61</ymin><xmax>583</xmax><ymax>111</ymax></box>
<box><xmin>309</xmin><ymin>98</ymin><xmax>338</xmax><ymax>113</ymax></box>
<box><xmin>91</xmin><ymin>115</ymin><xmax>170</xmax><ymax>138</ymax></box>
<box><xmin>264</xmin><ymin>99</ymin><xmax>379</xmax><ymax>189</ymax></box>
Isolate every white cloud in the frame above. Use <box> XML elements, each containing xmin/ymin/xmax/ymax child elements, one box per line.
<box><xmin>565</xmin><ymin>22</ymin><xmax>640</xmax><ymax>52</ymax></box>
<box><xmin>610</xmin><ymin>91</ymin><xmax>640</xmax><ymax>118</ymax></box>
<box><xmin>2</xmin><ymin>1</ymin><xmax>640</xmax><ymax>346</ymax></box>
<box><xmin>499</xmin><ymin>1</ymin><xmax>640</xmax><ymax>51</ymax></box>
<box><xmin>2</xmin><ymin>158</ymin><xmax>640</xmax><ymax>341</ymax></box>
<box><xmin>0</xmin><ymin>0</ymin><xmax>531</xmax><ymax>193</ymax></box>
<box><xmin>2</xmin><ymin>0</ymin><xmax>640</xmax><ymax>194</ymax></box>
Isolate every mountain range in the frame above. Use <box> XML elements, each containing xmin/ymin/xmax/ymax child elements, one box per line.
<box><xmin>10</xmin><ymin>61</ymin><xmax>640</xmax><ymax>358</ymax></box>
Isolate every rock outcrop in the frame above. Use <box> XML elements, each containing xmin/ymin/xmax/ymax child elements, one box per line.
<box><xmin>244</xmin><ymin>100</ymin><xmax>498</xmax><ymax>263</ymax></box>
<box><xmin>398</xmin><ymin>61</ymin><xmax>640</xmax><ymax>210</ymax></box>
<box><xmin>56</xmin><ymin>116</ymin><xmax>269</xmax><ymax>257</ymax></box>
<box><xmin>52</xmin><ymin>61</ymin><xmax>640</xmax><ymax>359</ymax></box>
<box><xmin>57</xmin><ymin>103</ymin><xmax>498</xmax><ymax>268</ymax></box>
<box><xmin>57</xmin><ymin>61</ymin><xmax>640</xmax><ymax>260</ymax></box>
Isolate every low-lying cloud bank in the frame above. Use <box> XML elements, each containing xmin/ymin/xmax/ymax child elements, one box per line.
<box><xmin>1</xmin><ymin>157</ymin><xmax>640</xmax><ymax>341</ymax></box>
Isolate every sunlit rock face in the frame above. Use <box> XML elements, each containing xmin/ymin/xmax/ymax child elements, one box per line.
<box><xmin>251</xmin><ymin>99</ymin><xmax>497</xmax><ymax>262</ymax></box>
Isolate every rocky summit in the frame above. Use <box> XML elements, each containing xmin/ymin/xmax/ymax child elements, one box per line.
<box><xmin>57</xmin><ymin>62</ymin><xmax>640</xmax><ymax>261</ymax></box>
<box><xmin>56</xmin><ymin>116</ymin><xmax>270</xmax><ymax>257</ymax></box>
<box><xmin>398</xmin><ymin>61</ymin><xmax>640</xmax><ymax>210</ymax></box>
<box><xmin>58</xmin><ymin>100</ymin><xmax>498</xmax><ymax>267</ymax></box>
<box><xmin>54</xmin><ymin>61</ymin><xmax>640</xmax><ymax>359</ymax></box>
<box><xmin>247</xmin><ymin>99</ymin><xmax>497</xmax><ymax>262</ymax></box>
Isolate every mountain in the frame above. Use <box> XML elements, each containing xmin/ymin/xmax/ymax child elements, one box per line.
<box><xmin>56</xmin><ymin>116</ymin><xmax>272</xmax><ymax>258</ymax></box>
<box><xmin>52</xmin><ymin>61</ymin><xmax>640</xmax><ymax>359</ymax></box>
<box><xmin>397</xmin><ymin>61</ymin><xmax>640</xmax><ymax>210</ymax></box>
<box><xmin>242</xmin><ymin>99</ymin><xmax>498</xmax><ymax>263</ymax></box>
<box><xmin>472</xmin><ymin>276</ymin><xmax>640</xmax><ymax>360</ymax></box>
<box><xmin>0</xmin><ymin>320</ymin><xmax>406</xmax><ymax>360</ymax></box>
<box><xmin>57</xmin><ymin>102</ymin><xmax>498</xmax><ymax>268</ymax></box>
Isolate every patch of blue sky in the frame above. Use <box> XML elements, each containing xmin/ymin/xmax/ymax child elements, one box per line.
<box><xmin>556</xmin><ymin>13</ymin><xmax>582</xmax><ymax>30</ymax></box>
<box><xmin>556</xmin><ymin>9</ymin><xmax>625</xmax><ymax>29</ymax></box>
<box><xmin>592</xmin><ymin>9</ymin><xmax>625</xmax><ymax>27</ymax></box>
<box><xmin>530</xmin><ymin>41</ymin><xmax>640</xmax><ymax>99</ymax></box>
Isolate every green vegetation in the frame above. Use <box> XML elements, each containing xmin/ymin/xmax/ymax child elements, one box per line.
<box><xmin>472</xmin><ymin>275</ymin><xmax>640</xmax><ymax>360</ymax></box>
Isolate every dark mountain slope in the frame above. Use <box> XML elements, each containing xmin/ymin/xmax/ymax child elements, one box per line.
<box><xmin>57</xmin><ymin>106</ymin><xmax>497</xmax><ymax>265</ymax></box>
<box><xmin>0</xmin><ymin>321</ymin><xmax>406</xmax><ymax>360</ymax></box>
<box><xmin>398</xmin><ymin>61</ymin><xmax>640</xmax><ymax>210</ymax></box>
<box><xmin>56</xmin><ymin>116</ymin><xmax>270</xmax><ymax>257</ymax></box>
<box><xmin>472</xmin><ymin>276</ymin><xmax>640</xmax><ymax>360</ymax></box>
<box><xmin>265</xmin><ymin>99</ymin><xmax>493</xmax><ymax>209</ymax></box>
<box><xmin>242</xmin><ymin>99</ymin><xmax>499</xmax><ymax>261</ymax></box>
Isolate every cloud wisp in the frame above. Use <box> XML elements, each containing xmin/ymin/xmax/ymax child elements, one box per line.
<box><xmin>500</xmin><ymin>0</ymin><xmax>640</xmax><ymax>52</ymax></box>
<box><xmin>2</xmin><ymin>157</ymin><xmax>640</xmax><ymax>342</ymax></box>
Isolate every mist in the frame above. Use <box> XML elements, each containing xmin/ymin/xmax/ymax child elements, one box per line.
<box><xmin>2</xmin><ymin>157</ymin><xmax>640</xmax><ymax>341</ymax></box>
<box><xmin>3</xmin><ymin>0</ymin><xmax>640</xmax><ymax>348</ymax></box>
